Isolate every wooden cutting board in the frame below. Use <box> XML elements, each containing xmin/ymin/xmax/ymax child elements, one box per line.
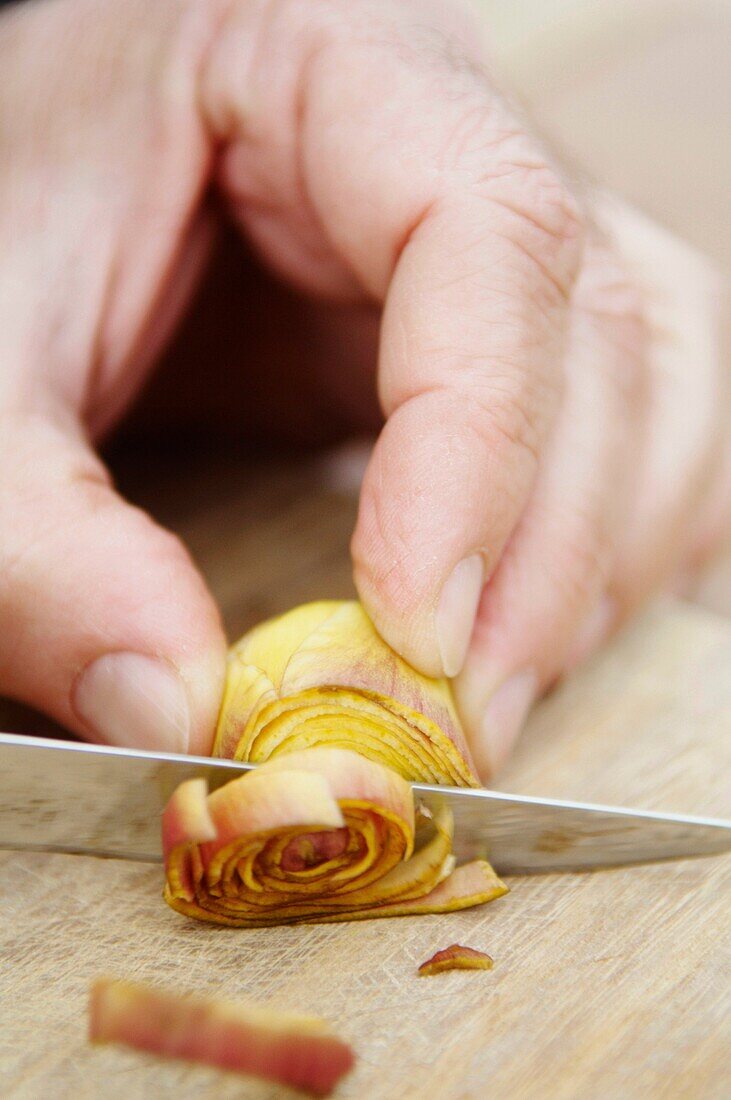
<box><xmin>0</xmin><ymin>452</ymin><xmax>729</xmax><ymax>1099</ymax></box>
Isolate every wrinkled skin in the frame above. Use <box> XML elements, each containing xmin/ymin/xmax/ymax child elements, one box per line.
<box><xmin>0</xmin><ymin>0</ymin><xmax>728</xmax><ymax>779</ymax></box>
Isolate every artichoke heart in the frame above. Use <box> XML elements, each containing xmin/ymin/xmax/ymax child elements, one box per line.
<box><xmin>162</xmin><ymin>603</ymin><xmax>507</xmax><ymax>928</ymax></box>
<box><xmin>213</xmin><ymin>600</ymin><xmax>479</xmax><ymax>787</ymax></box>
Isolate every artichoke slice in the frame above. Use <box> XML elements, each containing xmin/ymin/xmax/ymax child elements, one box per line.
<box><xmin>162</xmin><ymin>748</ymin><xmax>506</xmax><ymax>926</ymax></box>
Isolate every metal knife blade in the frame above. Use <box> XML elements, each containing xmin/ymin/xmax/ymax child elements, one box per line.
<box><xmin>1</xmin><ymin>732</ymin><xmax>729</xmax><ymax>874</ymax></box>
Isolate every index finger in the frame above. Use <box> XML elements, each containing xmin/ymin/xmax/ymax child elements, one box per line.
<box><xmin>205</xmin><ymin>2</ymin><xmax>583</xmax><ymax>674</ymax></box>
<box><xmin>328</xmin><ymin>27</ymin><xmax>584</xmax><ymax>673</ymax></box>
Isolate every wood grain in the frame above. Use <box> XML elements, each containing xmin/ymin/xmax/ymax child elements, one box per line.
<box><xmin>2</xmin><ymin>1</ymin><xmax>731</xmax><ymax>1094</ymax></box>
<box><xmin>1</xmin><ymin>454</ymin><xmax>729</xmax><ymax>1100</ymax></box>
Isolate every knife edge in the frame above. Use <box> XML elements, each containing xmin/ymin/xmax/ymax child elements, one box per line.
<box><xmin>1</xmin><ymin>732</ymin><xmax>729</xmax><ymax>873</ymax></box>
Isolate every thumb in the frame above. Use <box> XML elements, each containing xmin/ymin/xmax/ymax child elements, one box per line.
<box><xmin>0</xmin><ymin>414</ymin><xmax>226</xmax><ymax>754</ymax></box>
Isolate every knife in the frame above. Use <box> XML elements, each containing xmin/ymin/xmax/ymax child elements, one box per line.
<box><xmin>1</xmin><ymin>731</ymin><xmax>729</xmax><ymax>874</ymax></box>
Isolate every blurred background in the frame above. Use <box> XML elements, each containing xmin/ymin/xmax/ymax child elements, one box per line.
<box><xmin>478</xmin><ymin>0</ymin><xmax>731</xmax><ymax>614</ymax></box>
<box><xmin>481</xmin><ymin>0</ymin><xmax>730</xmax><ymax>265</ymax></box>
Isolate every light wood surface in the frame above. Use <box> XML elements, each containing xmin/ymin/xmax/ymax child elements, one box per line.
<box><xmin>2</xmin><ymin>2</ymin><xmax>731</xmax><ymax>1095</ymax></box>
<box><xmin>1</xmin><ymin>454</ymin><xmax>730</xmax><ymax>1100</ymax></box>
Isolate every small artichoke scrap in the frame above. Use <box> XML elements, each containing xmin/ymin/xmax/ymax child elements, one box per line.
<box><xmin>213</xmin><ymin>600</ymin><xmax>479</xmax><ymax>786</ymax></box>
<box><xmin>418</xmin><ymin>944</ymin><xmax>494</xmax><ymax>976</ymax></box>
<box><xmin>163</xmin><ymin>748</ymin><xmax>507</xmax><ymax>926</ymax></box>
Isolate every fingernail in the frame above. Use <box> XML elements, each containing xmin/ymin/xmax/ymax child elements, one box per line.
<box><xmin>564</xmin><ymin>595</ymin><xmax>615</xmax><ymax>673</ymax></box>
<box><xmin>436</xmin><ymin>554</ymin><xmax>484</xmax><ymax>677</ymax></box>
<box><xmin>74</xmin><ymin>652</ymin><xmax>190</xmax><ymax>752</ymax></box>
<box><xmin>476</xmin><ymin>670</ymin><xmax>537</xmax><ymax>777</ymax></box>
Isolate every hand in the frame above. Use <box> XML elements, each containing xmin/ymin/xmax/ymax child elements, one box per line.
<box><xmin>0</xmin><ymin>1</ymin><xmax>728</xmax><ymax>775</ymax></box>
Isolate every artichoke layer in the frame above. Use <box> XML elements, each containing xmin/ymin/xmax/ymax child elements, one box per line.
<box><xmin>214</xmin><ymin>601</ymin><xmax>479</xmax><ymax>786</ymax></box>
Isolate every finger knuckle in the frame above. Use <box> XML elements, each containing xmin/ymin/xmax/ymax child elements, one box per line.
<box><xmin>422</xmin><ymin>79</ymin><xmax>584</xmax><ymax>298</ymax></box>
<box><xmin>351</xmin><ymin>498</ymin><xmax>417</xmax><ymax>612</ymax></box>
<box><xmin>493</xmin><ymin>154</ymin><xmax>583</xmax><ymax>241</ymax></box>
<box><xmin>468</xmin><ymin>389</ymin><xmax>542</xmax><ymax>474</ymax></box>
<box><xmin>477</xmin><ymin>152</ymin><xmax>585</xmax><ymax>301</ymax></box>
<box><xmin>459</xmin><ymin>362</ymin><xmax>560</xmax><ymax>479</ymax></box>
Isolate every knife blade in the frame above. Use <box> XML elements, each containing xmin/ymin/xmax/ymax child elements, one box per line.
<box><xmin>1</xmin><ymin>732</ymin><xmax>729</xmax><ymax>874</ymax></box>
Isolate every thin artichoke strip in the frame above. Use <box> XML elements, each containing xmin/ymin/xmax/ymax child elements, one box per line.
<box><xmin>90</xmin><ymin>977</ymin><xmax>355</xmax><ymax>1095</ymax></box>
